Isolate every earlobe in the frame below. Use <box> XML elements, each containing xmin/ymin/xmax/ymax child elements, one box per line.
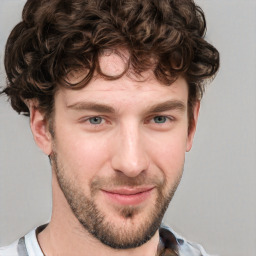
<box><xmin>29</xmin><ymin>103</ymin><xmax>52</xmax><ymax>155</ymax></box>
<box><xmin>186</xmin><ymin>101</ymin><xmax>200</xmax><ymax>152</ymax></box>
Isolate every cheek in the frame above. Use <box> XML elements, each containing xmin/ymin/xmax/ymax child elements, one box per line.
<box><xmin>54</xmin><ymin>130</ymin><xmax>110</xmax><ymax>184</ymax></box>
<box><xmin>146</xmin><ymin>131</ymin><xmax>187</xmax><ymax>178</ymax></box>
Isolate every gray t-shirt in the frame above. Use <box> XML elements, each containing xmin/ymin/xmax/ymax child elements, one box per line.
<box><xmin>0</xmin><ymin>225</ymin><xmax>213</xmax><ymax>256</ymax></box>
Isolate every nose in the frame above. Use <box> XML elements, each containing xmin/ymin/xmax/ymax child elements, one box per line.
<box><xmin>111</xmin><ymin>122</ymin><xmax>149</xmax><ymax>177</ymax></box>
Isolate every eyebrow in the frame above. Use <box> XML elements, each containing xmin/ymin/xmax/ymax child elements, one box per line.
<box><xmin>66</xmin><ymin>102</ymin><xmax>115</xmax><ymax>113</ymax></box>
<box><xmin>66</xmin><ymin>100</ymin><xmax>186</xmax><ymax>114</ymax></box>
<box><xmin>147</xmin><ymin>100</ymin><xmax>186</xmax><ymax>113</ymax></box>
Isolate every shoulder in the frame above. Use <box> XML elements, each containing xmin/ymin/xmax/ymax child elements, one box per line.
<box><xmin>0</xmin><ymin>224</ymin><xmax>46</xmax><ymax>256</ymax></box>
<box><xmin>160</xmin><ymin>225</ymin><xmax>216</xmax><ymax>256</ymax></box>
<box><xmin>0</xmin><ymin>239</ymin><xmax>19</xmax><ymax>256</ymax></box>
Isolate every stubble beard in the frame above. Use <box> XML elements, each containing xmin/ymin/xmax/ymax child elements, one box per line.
<box><xmin>51</xmin><ymin>151</ymin><xmax>182</xmax><ymax>249</ymax></box>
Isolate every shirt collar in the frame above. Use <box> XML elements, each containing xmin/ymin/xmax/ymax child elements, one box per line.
<box><xmin>157</xmin><ymin>226</ymin><xmax>179</xmax><ymax>256</ymax></box>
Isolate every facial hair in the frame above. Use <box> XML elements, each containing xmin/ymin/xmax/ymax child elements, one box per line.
<box><xmin>51</xmin><ymin>151</ymin><xmax>182</xmax><ymax>249</ymax></box>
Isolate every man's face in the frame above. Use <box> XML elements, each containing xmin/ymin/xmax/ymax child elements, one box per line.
<box><xmin>46</xmin><ymin>54</ymin><xmax>198</xmax><ymax>249</ymax></box>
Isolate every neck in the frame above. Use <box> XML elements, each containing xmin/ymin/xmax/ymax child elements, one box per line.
<box><xmin>37</xmin><ymin>176</ymin><xmax>160</xmax><ymax>256</ymax></box>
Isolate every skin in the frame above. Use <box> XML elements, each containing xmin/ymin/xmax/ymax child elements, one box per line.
<box><xmin>29</xmin><ymin>52</ymin><xmax>200</xmax><ymax>256</ymax></box>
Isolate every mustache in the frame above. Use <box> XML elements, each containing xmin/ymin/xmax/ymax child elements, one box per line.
<box><xmin>51</xmin><ymin>150</ymin><xmax>165</xmax><ymax>192</ymax></box>
<box><xmin>90</xmin><ymin>172</ymin><xmax>165</xmax><ymax>194</ymax></box>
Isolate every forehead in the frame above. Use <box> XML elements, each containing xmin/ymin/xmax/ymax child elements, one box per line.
<box><xmin>56</xmin><ymin>51</ymin><xmax>189</xmax><ymax>107</ymax></box>
<box><xmin>57</xmin><ymin>76</ymin><xmax>188</xmax><ymax>108</ymax></box>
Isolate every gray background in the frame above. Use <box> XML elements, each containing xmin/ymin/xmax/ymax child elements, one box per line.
<box><xmin>0</xmin><ymin>0</ymin><xmax>255</xmax><ymax>255</ymax></box>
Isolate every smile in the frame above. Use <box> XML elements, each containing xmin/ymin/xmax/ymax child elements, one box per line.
<box><xmin>101</xmin><ymin>187</ymin><xmax>155</xmax><ymax>206</ymax></box>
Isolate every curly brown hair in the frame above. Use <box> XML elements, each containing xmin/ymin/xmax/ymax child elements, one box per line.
<box><xmin>2</xmin><ymin>0</ymin><xmax>219</xmax><ymax>125</ymax></box>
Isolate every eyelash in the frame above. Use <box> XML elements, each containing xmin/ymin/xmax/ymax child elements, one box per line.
<box><xmin>79</xmin><ymin>116</ymin><xmax>107</xmax><ymax>126</ymax></box>
<box><xmin>79</xmin><ymin>115</ymin><xmax>175</xmax><ymax>127</ymax></box>
<box><xmin>147</xmin><ymin>115</ymin><xmax>175</xmax><ymax>124</ymax></box>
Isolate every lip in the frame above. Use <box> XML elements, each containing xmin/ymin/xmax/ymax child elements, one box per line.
<box><xmin>101</xmin><ymin>187</ymin><xmax>155</xmax><ymax>206</ymax></box>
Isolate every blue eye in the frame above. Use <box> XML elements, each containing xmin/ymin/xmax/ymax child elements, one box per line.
<box><xmin>89</xmin><ymin>117</ymin><xmax>103</xmax><ymax>124</ymax></box>
<box><xmin>153</xmin><ymin>116</ymin><xmax>167</xmax><ymax>123</ymax></box>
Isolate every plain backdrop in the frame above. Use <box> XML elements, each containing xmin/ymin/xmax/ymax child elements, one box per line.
<box><xmin>0</xmin><ymin>1</ymin><xmax>255</xmax><ymax>255</ymax></box>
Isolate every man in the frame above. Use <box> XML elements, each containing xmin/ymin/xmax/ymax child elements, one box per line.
<box><xmin>0</xmin><ymin>0</ymin><xmax>219</xmax><ymax>255</ymax></box>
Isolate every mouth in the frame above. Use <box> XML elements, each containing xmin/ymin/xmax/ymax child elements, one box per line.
<box><xmin>101</xmin><ymin>187</ymin><xmax>155</xmax><ymax>206</ymax></box>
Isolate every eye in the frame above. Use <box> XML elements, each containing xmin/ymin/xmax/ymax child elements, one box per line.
<box><xmin>153</xmin><ymin>116</ymin><xmax>168</xmax><ymax>123</ymax></box>
<box><xmin>88</xmin><ymin>116</ymin><xmax>103</xmax><ymax>124</ymax></box>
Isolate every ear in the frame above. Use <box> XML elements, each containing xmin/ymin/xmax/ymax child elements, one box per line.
<box><xmin>186</xmin><ymin>101</ymin><xmax>200</xmax><ymax>152</ymax></box>
<box><xmin>29</xmin><ymin>102</ymin><xmax>53</xmax><ymax>155</ymax></box>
